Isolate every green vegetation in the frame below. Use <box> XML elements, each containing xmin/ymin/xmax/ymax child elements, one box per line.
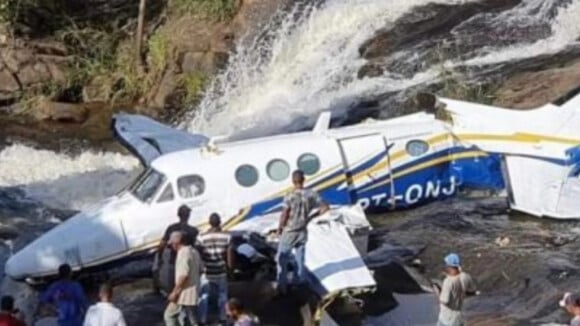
<box><xmin>437</xmin><ymin>69</ymin><xmax>497</xmax><ymax>105</ymax></box>
<box><xmin>179</xmin><ymin>71</ymin><xmax>208</xmax><ymax>105</ymax></box>
<box><xmin>170</xmin><ymin>0</ymin><xmax>238</xmax><ymax>21</ymax></box>
<box><xmin>1</xmin><ymin>0</ymin><xmax>239</xmax><ymax>113</ymax></box>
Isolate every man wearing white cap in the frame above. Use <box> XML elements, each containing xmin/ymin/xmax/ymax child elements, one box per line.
<box><xmin>434</xmin><ymin>253</ymin><xmax>476</xmax><ymax>326</ymax></box>
<box><xmin>559</xmin><ymin>292</ymin><xmax>580</xmax><ymax>326</ymax></box>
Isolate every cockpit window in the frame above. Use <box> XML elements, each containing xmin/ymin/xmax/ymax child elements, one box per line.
<box><xmin>130</xmin><ymin>169</ymin><xmax>166</xmax><ymax>203</ymax></box>
<box><xmin>178</xmin><ymin>175</ymin><xmax>205</xmax><ymax>198</ymax></box>
<box><xmin>157</xmin><ymin>184</ymin><xmax>175</xmax><ymax>203</ymax></box>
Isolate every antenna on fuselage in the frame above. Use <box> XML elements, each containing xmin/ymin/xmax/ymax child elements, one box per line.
<box><xmin>313</xmin><ymin>111</ymin><xmax>331</xmax><ymax>133</ymax></box>
<box><xmin>204</xmin><ymin>135</ymin><xmax>229</xmax><ymax>154</ymax></box>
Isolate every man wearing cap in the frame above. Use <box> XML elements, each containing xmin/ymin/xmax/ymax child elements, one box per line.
<box><xmin>434</xmin><ymin>253</ymin><xmax>477</xmax><ymax>326</ymax></box>
<box><xmin>165</xmin><ymin>231</ymin><xmax>203</xmax><ymax>326</ymax></box>
<box><xmin>559</xmin><ymin>292</ymin><xmax>580</xmax><ymax>325</ymax></box>
<box><xmin>197</xmin><ymin>213</ymin><xmax>234</xmax><ymax>325</ymax></box>
<box><xmin>277</xmin><ymin>170</ymin><xmax>329</xmax><ymax>294</ymax></box>
<box><xmin>154</xmin><ymin>205</ymin><xmax>200</xmax><ymax>294</ymax></box>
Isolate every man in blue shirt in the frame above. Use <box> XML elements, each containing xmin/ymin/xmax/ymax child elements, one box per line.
<box><xmin>39</xmin><ymin>264</ymin><xmax>88</xmax><ymax>326</ymax></box>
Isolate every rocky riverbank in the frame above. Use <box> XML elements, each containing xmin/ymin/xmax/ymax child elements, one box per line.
<box><xmin>0</xmin><ymin>0</ymin><xmax>295</xmax><ymax>150</ymax></box>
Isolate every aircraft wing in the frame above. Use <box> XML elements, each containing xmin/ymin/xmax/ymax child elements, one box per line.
<box><xmin>112</xmin><ymin>114</ymin><xmax>209</xmax><ymax>166</ymax></box>
<box><xmin>432</xmin><ymin>92</ymin><xmax>580</xmax><ymax>219</ymax></box>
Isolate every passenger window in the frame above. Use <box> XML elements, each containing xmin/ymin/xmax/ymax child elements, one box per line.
<box><xmin>177</xmin><ymin>175</ymin><xmax>205</xmax><ymax>198</ymax></box>
<box><xmin>236</xmin><ymin>164</ymin><xmax>259</xmax><ymax>187</ymax></box>
<box><xmin>297</xmin><ymin>153</ymin><xmax>320</xmax><ymax>175</ymax></box>
<box><xmin>406</xmin><ymin>139</ymin><xmax>430</xmax><ymax>157</ymax></box>
<box><xmin>267</xmin><ymin>159</ymin><xmax>290</xmax><ymax>181</ymax></box>
<box><xmin>157</xmin><ymin>184</ymin><xmax>174</xmax><ymax>203</ymax></box>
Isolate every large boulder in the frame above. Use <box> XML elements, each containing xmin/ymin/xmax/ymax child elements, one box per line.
<box><xmin>33</xmin><ymin>96</ymin><xmax>89</xmax><ymax>123</ymax></box>
<box><xmin>0</xmin><ymin>43</ymin><xmax>68</xmax><ymax>101</ymax></box>
<box><xmin>493</xmin><ymin>59</ymin><xmax>580</xmax><ymax>109</ymax></box>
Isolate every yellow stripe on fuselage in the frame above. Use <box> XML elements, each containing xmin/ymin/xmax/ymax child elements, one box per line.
<box><xmin>362</xmin><ymin>151</ymin><xmax>488</xmax><ymax>192</ymax></box>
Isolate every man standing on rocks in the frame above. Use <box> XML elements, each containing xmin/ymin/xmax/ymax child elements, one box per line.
<box><xmin>559</xmin><ymin>292</ymin><xmax>580</xmax><ymax>326</ymax></box>
<box><xmin>164</xmin><ymin>231</ymin><xmax>202</xmax><ymax>326</ymax></box>
<box><xmin>154</xmin><ymin>205</ymin><xmax>200</xmax><ymax>294</ymax></box>
<box><xmin>434</xmin><ymin>253</ymin><xmax>476</xmax><ymax>326</ymax></box>
<box><xmin>198</xmin><ymin>213</ymin><xmax>233</xmax><ymax>325</ymax></box>
<box><xmin>276</xmin><ymin>170</ymin><xmax>329</xmax><ymax>294</ymax></box>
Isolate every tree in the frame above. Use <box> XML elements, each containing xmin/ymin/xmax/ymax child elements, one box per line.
<box><xmin>136</xmin><ymin>0</ymin><xmax>146</xmax><ymax>68</ymax></box>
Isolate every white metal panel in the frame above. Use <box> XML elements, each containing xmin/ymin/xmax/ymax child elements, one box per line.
<box><xmin>338</xmin><ymin>134</ymin><xmax>387</xmax><ymax>190</ymax></box>
<box><xmin>505</xmin><ymin>156</ymin><xmax>566</xmax><ymax>217</ymax></box>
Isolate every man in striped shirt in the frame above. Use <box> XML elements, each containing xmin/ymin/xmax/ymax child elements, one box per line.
<box><xmin>197</xmin><ymin>213</ymin><xmax>234</xmax><ymax>325</ymax></box>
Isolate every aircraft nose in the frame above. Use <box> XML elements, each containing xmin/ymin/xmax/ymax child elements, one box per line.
<box><xmin>5</xmin><ymin>252</ymin><xmax>31</xmax><ymax>280</ymax></box>
<box><xmin>4</xmin><ymin>233</ymin><xmax>78</xmax><ymax>280</ymax></box>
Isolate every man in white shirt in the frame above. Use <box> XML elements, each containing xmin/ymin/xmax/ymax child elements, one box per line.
<box><xmin>83</xmin><ymin>282</ymin><xmax>126</xmax><ymax>326</ymax></box>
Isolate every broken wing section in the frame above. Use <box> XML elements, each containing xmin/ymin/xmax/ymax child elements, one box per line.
<box><xmin>436</xmin><ymin>93</ymin><xmax>580</xmax><ymax>219</ymax></box>
<box><xmin>112</xmin><ymin>114</ymin><xmax>209</xmax><ymax>166</ymax></box>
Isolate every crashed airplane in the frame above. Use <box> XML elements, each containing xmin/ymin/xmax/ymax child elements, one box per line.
<box><xmin>4</xmin><ymin>92</ymin><xmax>580</xmax><ymax>283</ymax></box>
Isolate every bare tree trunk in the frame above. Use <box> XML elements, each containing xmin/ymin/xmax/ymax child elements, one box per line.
<box><xmin>136</xmin><ymin>0</ymin><xmax>146</xmax><ymax>68</ymax></box>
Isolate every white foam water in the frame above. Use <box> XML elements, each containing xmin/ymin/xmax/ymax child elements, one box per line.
<box><xmin>187</xmin><ymin>0</ymin><xmax>476</xmax><ymax>138</ymax></box>
<box><xmin>463</xmin><ymin>0</ymin><xmax>580</xmax><ymax>66</ymax></box>
<box><xmin>188</xmin><ymin>0</ymin><xmax>580</xmax><ymax>140</ymax></box>
<box><xmin>0</xmin><ymin>144</ymin><xmax>138</xmax><ymax>210</ymax></box>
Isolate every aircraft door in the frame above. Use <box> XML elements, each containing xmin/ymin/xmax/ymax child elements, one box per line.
<box><xmin>337</xmin><ymin>133</ymin><xmax>393</xmax><ymax>210</ymax></box>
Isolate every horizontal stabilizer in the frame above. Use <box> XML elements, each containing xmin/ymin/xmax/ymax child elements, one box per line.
<box><xmin>112</xmin><ymin>114</ymin><xmax>209</xmax><ymax>166</ymax></box>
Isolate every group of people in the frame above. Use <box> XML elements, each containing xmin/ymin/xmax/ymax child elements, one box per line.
<box><xmin>157</xmin><ymin>206</ymin><xmax>257</xmax><ymax>326</ymax></box>
<box><xmin>6</xmin><ymin>168</ymin><xmax>579</xmax><ymax>326</ymax></box>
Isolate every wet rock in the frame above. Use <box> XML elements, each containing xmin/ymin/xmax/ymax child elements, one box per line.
<box><xmin>150</xmin><ymin>71</ymin><xmax>180</xmax><ymax>110</ymax></box>
<box><xmin>0</xmin><ymin>69</ymin><xmax>21</xmax><ymax>95</ymax></box>
<box><xmin>34</xmin><ymin>97</ymin><xmax>89</xmax><ymax>123</ymax></box>
<box><xmin>0</xmin><ymin>44</ymin><xmax>68</xmax><ymax>102</ymax></box>
<box><xmin>359</xmin><ymin>0</ymin><xmax>521</xmax><ymax>59</ymax></box>
<box><xmin>0</xmin><ymin>227</ymin><xmax>19</xmax><ymax>240</ymax></box>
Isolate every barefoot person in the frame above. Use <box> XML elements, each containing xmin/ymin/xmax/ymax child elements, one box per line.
<box><xmin>276</xmin><ymin>170</ymin><xmax>329</xmax><ymax>293</ymax></box>
<box><xmin>435</xmin><ymin>253</ymin><xmax>476</xmax><ymax>326</ymax></box>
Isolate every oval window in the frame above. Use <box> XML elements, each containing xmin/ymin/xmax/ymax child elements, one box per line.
<box><xmin>297</xmin><ymin>153</ymin><xmax>321</xmax><ymax>175</ymax></box>
<box><xmin>406</xmin><ymin>139</ymin><xmax>430</xmax><ymax>157</ymax></box>
<box><xmin>236</xmin><ymin>164</ymin><xmax>259</xmax><ymax>187</ymax></box>
<box><xmin>267</xmin><ymin>159</ymin><xmax>290</xmax><ymax>181</ymax></box>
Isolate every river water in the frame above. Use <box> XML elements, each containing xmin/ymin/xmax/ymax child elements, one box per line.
<box><xmin>1</xmin><ymin>0</ymin><xmax>580</xmax><ymax>325</ymax></box>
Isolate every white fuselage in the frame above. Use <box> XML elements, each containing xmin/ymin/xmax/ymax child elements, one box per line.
<box><xmin>5</xmin><ymin>94</ymin><xmax>580</xmax><ymax>280</ymax></box>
